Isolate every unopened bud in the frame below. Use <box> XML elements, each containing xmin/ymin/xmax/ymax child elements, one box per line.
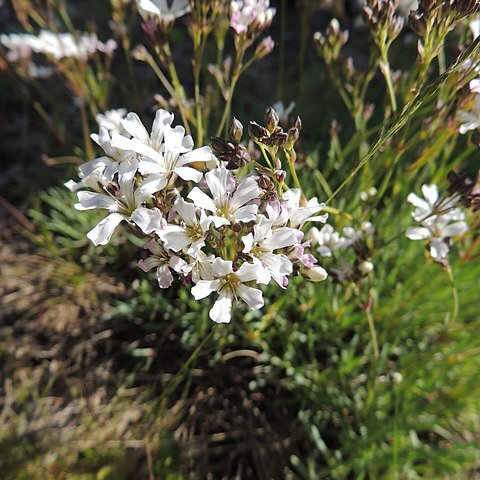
<box><xmin>358</xmin><ymin>260</ymin><xmax>374</xmax><ymax>276</ymax></box>
<box><xmin>304</xmin><ymin>266</ymin><xmax>328</xmax><ymax>282</ymax></box>
<box><xmin>274</xmin><ymin>169</ymin><xmax>286</xmax><ymax>183</ymax></box>
<box><xmin>229</xmin><ymin>117</ymin><xmax>243</xmax><ymax>143</ymax></box>
<box><xmin>265</xmin><ymin>106</ymin><xmax>279</xmax><ymax>133</ymax></box>
<box><xmin>248</xmin><ymin>121</ymin><xmax>269</xmax><ymax>142</ymax></box>
<box><xmin>392</xmin><ymin>372</ymin><xmax>403</xmax><ymax>384</ymax></box>
<box><xmin>287</xmin><ymin>127</ymin><xmax>300</xmax><ymax>147</ymax></box>
<box><xmin>210</xmin><ymin>136</ymin><xmax>229</xmax><ymax>153</ymax></box>
<box><xmin>294</xmin><ymin>116</ymin><xmax>302</xmax><ymax>132</ymax></box>
<box><xmin>258</xmin><ymin>175</ymin><xmax>273</xmax><ymax>190</ymax></box>
<box><xmin>254</xmin><ymin>36</ymin><xmax>275</xmax><ymax>59</ymax></box>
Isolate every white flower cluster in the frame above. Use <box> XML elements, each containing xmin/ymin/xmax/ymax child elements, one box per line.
<box><xmin>406</xmin><ymin>184</ymin><xmax>468</xmax><ymax>262</ymax></box>
<box><xmin>230</xmin><ymin>0</ymin><xmax>276</xmax><ymax>36</ymax></box>
<box><xmin>308</xmin><ymin>221</ymin><xmax>375</xmax><ymax>258</ymax></box>
<box><xmin>0</xmin><ymin>30</ymin><xmax>117</xmax><ymax>63</ymax></box>
<box><xmin>67</xmin><ymin>109</ymin><xmax>328</xmax><ymax>323</ymax></box>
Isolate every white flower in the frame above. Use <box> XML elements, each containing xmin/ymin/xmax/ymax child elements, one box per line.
<box><xmin>136</xmin><ymin>0</ymin><xmax>190</xmax><ymax>24</ymax></box>
<box><xmin>230</xmin><ymin>0</ymin><xmax>276</xmax><ymax>35</ymax></box>
<box><xmin>406</xmin><ymin>184</ymin><xmax>468</xmax><ymax>262</ymax></box>
<box><xmin>307</xmin><ymin>224</ymin><xmax>346</xmax><ymax>257</ymax></box>
<box><xmin>138</xmin><ymin>239</ymin><xmax>187</xmax><ymax>288</ymax></box>
<box><xmin>343</xmin><ymin>222</ymin><xmax>375</xmax><ymax>247</ymax></box>
<box><xmin>407</xmin><ymin>184</ymin><xmax>462</xmax><ymax>222</ymax></box>
<box><xmin>241</xmin><ymin>214</ymin><xmax>299</xmax><ymax>286</ymax></box>
<box><xmin>95</xmin><ymin>108</ymin><xmax>127</xmax><ymax>134</ymax></box>
<box><xmin>75</xmin><ymin>163</ymin><xmax>163</xmax><ymax>245</ymax></box>
<box><xmin>112</xmin><ymin>109</ymin><xmax>214</xmax><ymax>189</ymax></box>
<box><xmin>191</xmin><ymin>258</ymin><xmax>264</xmax><ymax>323</ymax></box>
<box><xmin>406</xmin><ymin>214</ymin><xmax>468</xmax><ymax>261</ymax></box>
<box><xmin>457</xmin><ymin>93</ymin><xmax>480</xmax><ymax>134</ymax></box>
<box><xmin>65</xmin><ymin>127</ymin><xmax>136</xmax><ymax>192</ymax></box>
<box><xmin>188</xmin><ymin>165</ymin><xmax>260</xmax><ymax>227</ymax></box>
<box><xmin>281</xmin><ymin>189</ymin><xmax>328</xmax><ymax>228</ymax></box>
<box><xmin>159</xmin><ymin>198</ymin><xmax>212</xmax><ymax>256</ymax></box>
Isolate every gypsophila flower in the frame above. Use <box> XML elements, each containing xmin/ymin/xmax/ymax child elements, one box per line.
<box><xmin>96</xmin><ymin>108</ymin><xmax>128</xmax><ymax>134</ymax></box>
<box><xmin>406</xmin><ymin>183</ymin><xmax>468</xmax><ymax>263</ymax></box>
<box><xmin>70</xmin><ymin>107</ymin><xmax>330</xmax><ymax>322</ymax></box>
<box><xmin>191</xmin><ymin>258</ymin><xmax>264</xmax><ymax>323</ymax></box>
<box><xmin>308</xmin><ymin>224</ymin><xmax>347</xmax><ymax>257</ymax></box>
<box><xmin>230</xmin><ymin>0</ymin><xmax>276</xmax><ymax>36</ymax></box>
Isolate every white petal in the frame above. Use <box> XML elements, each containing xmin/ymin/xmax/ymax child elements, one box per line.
<box><xmin>86</xmin><ymin>213</ymin><xmax>125</xmax><ymax>246</ymax></box>
<box><xmin>188</xmin><ymin>187</ymin><xmax>217</xmax><ymax>212</ymax></box>
<box><xmin>430</xmin><ymin>239</ymin><xmax>449</xmax><ymax>260</ymax></box>
<box><xmin>421</xmin><ymin>184</ymin><xmax>439</xmax><ymax>206</ymax></box>
<box><xmin>121</xmin><ymin>112</ymin><xmax>149</xmax><ymax>141</ymax></box>
<box><xmin>180</xmin><ymin>146</ymin><xmax>214</xmax><ymax>166</ymax></box>
<box><xmin>191</xmin><ymin>280</ymin><xmax>218</xmax><ymax>299</ymax></box>
<box><xmin>231</xmin><ymin>204</ymin><xmax>258</xmax><ymax>223</ymax></box>
<box><xmin>174</xmin><ymin>198</ymin><xmax>197</xmax><ymax>226</ymax></box>
<box><xmin>406</xmin><ymin>226</ymin><xmax>432</xmax><ymax>240</ymax></box>
<box><xmin>211</xmin><ymin>257</ymin><xmax>233</xmax><ymax>276</ymax></box>
<box><xmin>75</xmin><ymin>191</ymin><xmax>115</xmax><ymax>211</ymax></box>
<box><xmin>407</xmin><ymin>192</ymin><xmax>429</xmax><ymax>210</ymax></box>
<box><xmin>209</xmin><ymin>291</ymin><xmax>233</xmax><ymax>323</ymax></box>
<box><xmin>160</xmin><ymin>226</ymin><xmax>191</xmax><ymax>251</ymax></box>
<box><xmin>263</xmin><ymin>227</ymin><xmax>298</xmax><ymax>251</ymax></box>
<box><xmin>235</xmin><ymin>262</ymin><xmax>261</xmax><ymax>283</ymax></box>
<box><xmin>441</xmin><ymin>221</ymin><xmax>468</xmax><ymax>237</ymax></box>
<box><xmin>174</xmin><ymin>166</ymin><xmax>203</xmax><ymax>182</ymax></box>
<box><xmin>231</xmin><ymin>177</ymin><xmax>260</xmax><ymax>210</ymax></box>
<box><xmin>205</xmin><ymin>167</ymin><xmax>230</xmax><ymax>207</ymax></box>
<box><xmin>236</xmin><ymin>284</ymin><xmax>264</xmax><ymax>311</ymax></box>
<box><xmin>242</xmin><ymin>233</ymin><xmax>254</xmax><ymax>254</ymax></box>
<box><xmin>130</xmin><ymin>207</ymin><xmax>163</xmax><ymax>234</ymax></box>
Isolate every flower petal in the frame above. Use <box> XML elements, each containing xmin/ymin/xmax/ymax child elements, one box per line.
<box><xmin>86</xmin><ymin>213</ymin><xmax>125</xmax><ymax>246</ymax></box>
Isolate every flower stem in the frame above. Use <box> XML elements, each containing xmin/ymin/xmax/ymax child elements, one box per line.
<box><xmin>365</xmin><ymin>309</ymin><xmax>379</xmax><ymax>359</ymax></box>
<box><xmin>446</xmin><ymin>265</ymin><xmax>459</xmax><ymax>323</ymax></box>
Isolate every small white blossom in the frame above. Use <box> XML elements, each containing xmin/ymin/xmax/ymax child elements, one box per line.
<box><xmin>188</xmin><ymin>165</ymin><xmax>260</xmax><ymax>227</ymax></box>
<box><xmin>75</xmin><ymin>164</ymin><xmax>163</xmax><ymax>245</ymax></box>
<box><xmin>281</xmin><ymin>189</ymin><xmax>328</xmax><ymax>228</ymax></box>
<box><xmin>160</xmin><ymin>198</ymin><xmax>212</xmax><ymax>256</ymax></box>
<box><xmin>191</xmin><ymin>258</ymin><xmax>264</xmax><ymax>323</ymax></box>
<box><xmin>138</xmin><ymin>239</ymin><xmax>187</xmax><ymax>288</ymax></box>
<box><xmin>307</xmin><ymin>224</ymin><xmax>346</xmax><ymax>257</ymax></box>
<box><xmin>95</xmin><ymin>108</ymin><xmax>127</xmax><ymax>134</ymax></box>
<box><xmin>457</xmin><ymin>93</ymin><xmax>480</xmax><ymax>134</ymax></box>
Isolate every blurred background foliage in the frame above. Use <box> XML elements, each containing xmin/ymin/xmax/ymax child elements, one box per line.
<box><xmin>1</xmin><ymin>0</ymin><xmax>480</xmax><ymax>479</ymax></box>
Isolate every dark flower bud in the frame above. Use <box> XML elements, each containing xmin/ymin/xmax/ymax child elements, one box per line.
<box><xmin>248</xmin><ymin>121</ymin><xmax>269</xmax><ymax>142</ymax></box>
<box><xmin>210</xmin><ymin>136</ymin><xmax>229</xmax><ymax>153</ymax></box>
<box><xmin>274</xmin><ymin>169</ymin><xmax>286</xmax><ymax>183</ymax></box>
<box><xmin>408</xmin><ymin>10</ymin><xmax>427</xmax><ymax>37</ymax></box>
<box><xmin>258</xmin><ymin>175</ymin><xmax>273</xmax><ymax>190</ymax></box>
<box><xmin>271</xmin><ymin>130</ymin><xmax>289</xmax><ymax>147</ymax></box>
<box><xmin>229</xmin><ymin>117</ymin><xmax>243</xmax><ymax>143</ymax></box>
<box><xmin>264</xmin><ymin>106</ymin><xmax>279</xmax><ymax>133</ymax></box>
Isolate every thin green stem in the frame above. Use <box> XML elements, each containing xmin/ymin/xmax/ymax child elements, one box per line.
<box><xmin>446</xmin><ymin>265</ymin><xmax>459</xmax><ymax>323</ymax></box>
<box><xmin>365</xmin><ymin>309</ymin><xmax>379</xmax><ymax>359</ymax></box>
<box><xmin>79</xmin><ymin>99</ymin><xmax>94</xmax><ymax>160</ymax></box>
<box><xmin>380</xmin><ymin>54</ymin><xmax>397</xmax><ymax>113</ymax></box>
<box><xmin>216</xmin><ymin>75</ymin><xmax>238</xmax><ymax>136</ymax></box>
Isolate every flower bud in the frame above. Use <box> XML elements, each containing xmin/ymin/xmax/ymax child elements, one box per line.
<box><xmin>264</xmin><ymin>106</ymin><xmax>279</xmax><ymax>133</ymax></box>
<box><xmin>358</xmin><ymin>260</ymin><xmax>374</xmax><ymax>276</ymax></box>
<box><xmin>304</xmin><ymin>266</ymin><xmax>328</xmax><ymax>282</ymax></box>
<box><xmin>258</xmin><ymin>175</ymin><xmax>273</xmax><ymax>190</ymax></box>
<box><xmin>248</xmin><ymin>121</ymin><xmax>269</xmax><ymax>142</ymax></box>
<box><xmin>254</xmin><ymin>36</ymin><xmax>275</xmax><ymax>59</ymax></box>
<box><xmin>274</xmin><ymin>169</ymin><xmax>286</xmax><ymax>183</ymax></box>
<box><xmin>229</xmin><ymin>117</ymin><xmax>243</xmax><ymax>143</ymax></box>
<box><xmin>210</xmin><ymin>136</ymin><xmax>229</xmax><ymax>153</ymax></box>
